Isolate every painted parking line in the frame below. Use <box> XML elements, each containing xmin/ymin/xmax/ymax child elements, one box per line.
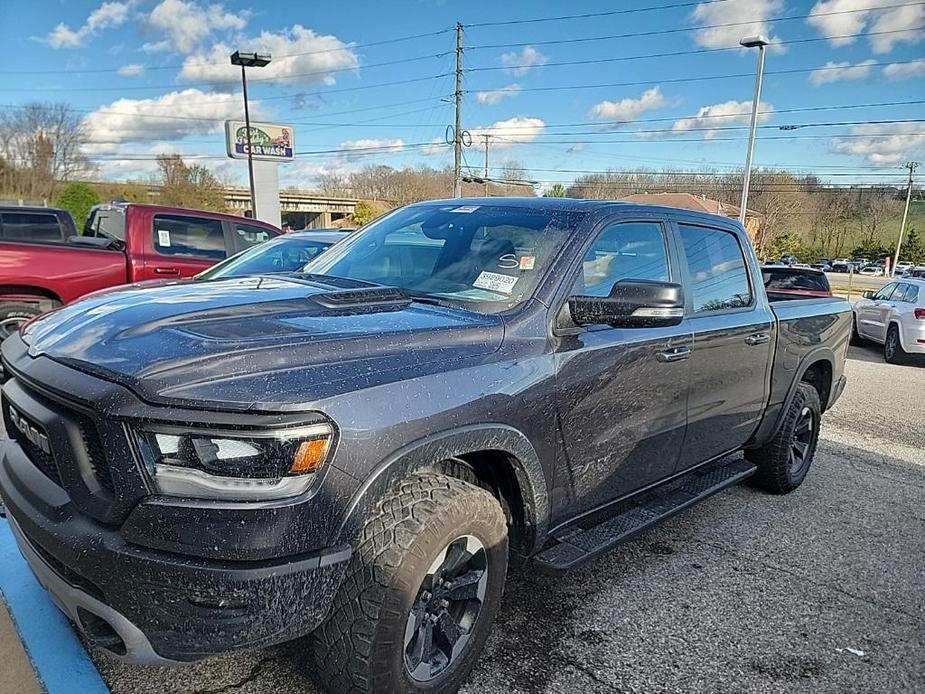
<box><xmin>0</xmin><ymin>518</ymin><xmax>109</xmax><ymax>694</ymax></box>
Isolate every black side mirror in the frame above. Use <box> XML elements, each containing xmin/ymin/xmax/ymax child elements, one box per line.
<box><xmin>862</xmin><ymin>290</ymin><xmax>874</xmax><ymax>299</ymax></box>
<box><xmin>67</xmin><ymin>235</ymin><xmax>118</xmax><ymax>250</ymax></box>
<box><xmin>569</xmin><ymin>279</ymin><xmax>684</xmax><ymax>328</ymax></box>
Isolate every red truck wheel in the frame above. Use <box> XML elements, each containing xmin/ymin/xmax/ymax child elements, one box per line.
<box><xmin>0</xmin><ymin>302</ymin><xmax>43</xmax><ymax>340</ymax></box>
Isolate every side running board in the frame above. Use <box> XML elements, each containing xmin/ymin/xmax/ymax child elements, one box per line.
<box><xmin>531</xmin><ymin>458</ymin><xmax>756</xmax><ymax>574</ymax></box>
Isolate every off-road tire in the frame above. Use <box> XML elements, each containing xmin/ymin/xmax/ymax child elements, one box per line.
<box><xmin>312</xmin><ymin>473</ymin><xmax>508</xmax><ymax>694</ymax></box>
<box><xmin>884</xmin><ymin>324</ymin><xmax>908</xmax><ymax>365</ymax></box>
<box><xmin>0</xmin><ymin>302</ymin><xmax>43</xmax><ymax>341</ymax></box>
<box><xmin>746</xmin><ymin>383</ymin><xmax>821</xmax><ymax>494</ymax></box>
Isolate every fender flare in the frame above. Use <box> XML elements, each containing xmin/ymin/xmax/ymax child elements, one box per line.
<box><xmin>764</xmin><ymin>347</ymin><xmax>836</xmax><ymax>441</ymax></box>
<box><xmin>335</xmin><ymin>424</ymin><xmax>549</xmax><ymax>552</ymax></box>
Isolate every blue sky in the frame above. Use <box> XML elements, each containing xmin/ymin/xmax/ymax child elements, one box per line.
<box><xmin>2</xmin><ymin>0</ymin><xmax>923</xmax><ymax>190</ymax></box>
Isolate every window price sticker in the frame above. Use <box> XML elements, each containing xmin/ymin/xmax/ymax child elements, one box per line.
<box><xmin>474</xmin><ymin>271</ymin><xmax>518</xmax><ymax>295</ymax></box>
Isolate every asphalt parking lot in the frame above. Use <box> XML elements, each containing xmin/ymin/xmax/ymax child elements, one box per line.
<box><xmin>76</xmin><ymin>342</ymin><xmax>923</xmax><ymax>694</ymax></box>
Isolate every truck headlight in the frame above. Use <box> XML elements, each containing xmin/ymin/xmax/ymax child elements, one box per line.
<box><xmin>134</xmin><ymin>423</ymin><xmax>333</xmax><ymax>501</ymax></box>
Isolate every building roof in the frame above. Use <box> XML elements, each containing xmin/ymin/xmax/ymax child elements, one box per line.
<box><xmin>620</xmin><ymin>192</ymin><xmax>760</xmax><ymax>219</ymax></box>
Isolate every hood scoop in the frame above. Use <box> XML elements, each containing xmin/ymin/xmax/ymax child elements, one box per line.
<box><xmin>309</xmin><ymin>286</ymin><xmax>412</xmax><ymax>314</ymax></box>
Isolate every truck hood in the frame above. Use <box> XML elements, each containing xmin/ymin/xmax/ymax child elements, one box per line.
<box><xmin>22</xmin><ymin>276</ymin><xmax>504</xmax><ymax>410</ymax></box>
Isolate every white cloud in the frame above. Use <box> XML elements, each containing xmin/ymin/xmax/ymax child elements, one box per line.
<box><xmin>83</xmin><ymin>89</ymin><xmax>266</xmax><ymax>144</ymax></box>
<box><xmin>179</xmin><ymin>26</ymin><xmax>358</xmax><ymax>87</ymax></box>
<box><xmin>143</xmin><ymin>0</ymin><xmax>247</xmax><ymax>54</ymax></box>
<box><xmin>692</xmin><ymin>0</ymin><xmax>783</xmax><ymax>49</ymax></box>
<box><xmin>476</xmin><ymin>84</ymin><xmax>521</xmax><ymax>105</ymax></box>
<box><xmin>883</xmin><ymin>58</ymin><xmax>925</xmax><ymax>80</ymax></box>
<box><xmin>117</xmin><ymin>63</ymin><xmax>145</xmax><ymax>77</ymax></box>
<box><xmin>500</xmin><ymin>46</ymin><xmax>548</xmax><ymax>76</ymax></box>
<box><xmin>807</xmin><ymin>0</ymin><xmax>924</xmax><ymax>53</ymax></box>
<box><xmin>44</xmin><ymin>1</ymin><xmax>132</xmax><ymax>48</ymax></box>
<box><xmin>469</xmin><ymin>116</ymin><xmax>546</xmax><ymax>149</ymax></box>
<box><xmin>588</xmin><ymin>87</ymin><xmax>666</xmax><ymax>125</ymax></box>
<box><xmin>338</xmin><ymin>138</ymin><xmax>405</xmax><ymax>160</ymax></box>
<box><xmin>670</xmin><ymin>100</ymin><xmax>774</xmax><ymax>139</ymax></box>
<box><xmin>832</xmin><ymin>122</ymin><xmax>925</xmax><ymax>164</ymax></box>
<box><xmin>808</xmin><ymin>59</ymin><xmax>876</xmax><ymax>85</ymax></box>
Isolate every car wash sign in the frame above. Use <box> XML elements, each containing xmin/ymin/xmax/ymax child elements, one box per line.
<box><xmin>224</xmin><ymin>121</ymin><xmax>295</xmax><ymax>162</ymax></box>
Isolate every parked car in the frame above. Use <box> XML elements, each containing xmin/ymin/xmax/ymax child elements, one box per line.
<box><xmin>762</xmin><ymin>265</ymin><xmax>833</xmax><ymax>299</ymax></box>
<box><xmin>1</xmin><ymin>198</ymin><xmax>850</xmax><ymax>693</ymax></box>
<box><xmin>810</xmin><ymin>262</ymin><xmax>832</xmax><ymax>272</ymax></box>
<box><xmin>859</xmin><ymin>265</ymin><xmax>884</xmax><ymax>276</ymax></box>
<box><xmin>0</xmin><ymin>202</ymin><xmax>281</xmax><ymax>339</ymax></box>
<box><xmin>196</xmin><ymin>229</ymin><xmax>350</xmax><ymax>280</ymax></box>
<box><xmin>831</xmin><ymin>261</ymin><xmax>851</xmax><ymax>273</ymax></box>
<box><xmin>852</xmin><ymin>278</ymin><xmax>925</xmax><ymax>363</ymax></box>
<box><xmin>892</xmin><ymin>262</ymin><xmax>914</xmax><ymax>277</ymax></box>
<box><xmin>779</xmin><ymin>254</ymin><xmax>798</xmax><ymax>266</ymax></box>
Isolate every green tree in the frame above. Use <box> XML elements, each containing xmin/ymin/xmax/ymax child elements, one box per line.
<box><xmin>156</xmin><ymin>154</ymin><xmax>226</xmax><ymax>211</ymax></box>
<box><xmin>55</xmin><ymin>181</ymin><xmax>100</xmax><ymax>229</ymax></box>
<box><xmin>545</xmin><ymin>183</ymin><xmax>567</xmax><ymax>198</ymax></box>
<box><xmin>353</xmin><ymin>200</ymin><xmax>382</xmax><ymax>225</ymax></box>
<box><xmin>900</xmin><ymin>228</ymin><xmax>925</xmax><ymax>264</ymax></box>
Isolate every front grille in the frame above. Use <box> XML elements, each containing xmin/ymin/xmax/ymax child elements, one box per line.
<box><xmin>3</xmin><ymin>406</ymin><xmax>62</xmax><ymax>486</ymax></box>
<box><xmin>76</xmin><ymin>415</ymin><xmax>114</xmax><ymax>493</ymax></box>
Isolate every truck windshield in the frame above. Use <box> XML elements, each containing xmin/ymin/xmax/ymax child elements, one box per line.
<box><xmin>302</xmin><ymin>203</ymin><xmax>585</xmax><ymax>313</ymax></box>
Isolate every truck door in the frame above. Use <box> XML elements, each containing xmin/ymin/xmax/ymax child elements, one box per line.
<box><xmin>554</xmin><ymin>217</ymin><xmax>692</xmax><ymax>513</ymax></box>
<box><xmin>145</xmin><ymin>213</ymin><xmax>229</xmax><ymax>279</ymax></box>
<box><xmin>674</xmin><ymin>221</ymin><xmax>773</xmax><ymax>469</ymax></box>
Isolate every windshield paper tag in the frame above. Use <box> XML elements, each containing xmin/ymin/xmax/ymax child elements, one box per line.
<box><xmin>450</xmin><ymin>205</ymin><xmax>480</xmax><ymax>213</ymax></box>
<box><xmin>157</xmin><ymin>229</ymin><xmax>171</xmax><ymax>247</ymax></box>
<box><xmin>474</xmin><ymin>271</ymin><xmax>518</xmax><ymax>294</ymax></box>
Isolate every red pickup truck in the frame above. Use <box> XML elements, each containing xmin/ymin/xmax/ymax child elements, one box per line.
<box><xmin>0</xmin><ymin>203</ymin><xmax>280</xmax><ymax>338</ymax></box>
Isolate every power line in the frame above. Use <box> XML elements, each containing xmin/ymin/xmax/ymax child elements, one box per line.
<box><xmin>465</xmin><ymin>3</ymin><xmax>924</xmax><ymax>51</ymax></box>
<box><xmin>0</xmin><ymin>53</ymin><xmax>451</xmax><ymax>93</ymax></box>
<box><xmin>0</xmin><ymin>27</ymin><xmax>455</xmax><ymax>75</ymax></box>
<box><xmin>464</xmin><ymin>0</ymin><xmax>733</xmax><ymax>27</ymax></box>
<box><xmin>466</xmin><ymin>27</ymin><xmax>925</xmax><ymax>72</ymax></box>
<box><xmin>473</xmin><ymin>60</ymin><xmax>923</xmax><ymax>95</ymax></box>
<box><xmin>491</xmin><ymin>131</ymin><xmax>925</xmax><ymax>145</ymax></box>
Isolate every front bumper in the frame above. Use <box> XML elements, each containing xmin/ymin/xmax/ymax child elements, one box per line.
<box><xmin>0</xmin><ymin>439</ymin><xmax>351</xmax><ymax>663</ymax></box>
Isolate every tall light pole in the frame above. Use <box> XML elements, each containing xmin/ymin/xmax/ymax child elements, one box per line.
<box><xmin>893</xmin><ymin>161</ymin><xmax>919</xmax><ymax>274</ymax></box>
<box><xmin>738</xmin><ymin>35</ymin><xmax>769</xmax><ymax>227</ymax></box>
<box><xmin>231</xmin><ymin>50</ymin><xmax>271</xmax><ymax>218</ymax></box>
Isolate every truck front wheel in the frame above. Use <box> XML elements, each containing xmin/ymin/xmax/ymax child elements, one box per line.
<box><xmin>312</xmin><ymin>473</ymin><xmax>508</xmax><ymax>694</ymax></box>
<box><xmin>746</xmin><ymin>383</ymin><xmax>821</xmax><ymax>494</ymax></box>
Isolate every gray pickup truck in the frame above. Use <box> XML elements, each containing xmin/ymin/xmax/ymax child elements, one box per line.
<box><xmin>1</xmin><ymin>198</ymin><xmax>849</xmax><ymax>693</ymax></box>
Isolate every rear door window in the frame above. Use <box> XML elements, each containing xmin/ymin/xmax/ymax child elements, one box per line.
<box><xmin>0</xmin><ymin>212</ymin><xmax>64</xmax><ymax>242</ymax></box>
<box><xmin>232</xmin><ymin>222</ymin><xmax>274</xmax><ymax>252</ymax></box>
<box><xmin>678</xmin><ymin>223</ymin><xmax>752</xmax><ymax>313</ymax></box>
<box><xmin>153</xmin><ymin>214</ymin><xmax>226</xmax><ymax>260</ymax></box>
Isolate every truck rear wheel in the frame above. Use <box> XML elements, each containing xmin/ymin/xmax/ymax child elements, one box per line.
<box><xmin>0</xmin><ymin>302</ymin><xmax>43</xmax><ymax>340</ymax></box>
<box><xmin>312</xmin><ymin>473</ymin><xmax>508</xmax><ymax>694</ymax></box>
<box><xmin>746</xmin><ymin>383</ymin><xmax>821</xmax><ymax>494</ymax></box>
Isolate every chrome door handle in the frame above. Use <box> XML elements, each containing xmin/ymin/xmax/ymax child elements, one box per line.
<box><xmin>154</xmin><ymin>267</ymin><xmax>179</xmax><ymax>275</ymax></box>
<box><xmin>657</xmin><ymin>345</ymin><xmax>691</xmax><ymax>363</ymax></box>
<box><xmin>745</xmin><ymin>333</ymin><xmax>770</xmax><ymax>346</ymax></box>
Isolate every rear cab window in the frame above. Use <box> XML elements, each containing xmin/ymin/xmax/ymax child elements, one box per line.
<box><xmin>85</xmin><ymin>207</ymin><xmax>126</xmax><ymax>242</ymax></box>
<box><xmin>678</xmin><ymin>223</ymin><xmax>752</xmax><ymax>313</ymax></box>
<box><xmin>153</xmin><ymin>214</ymin><xmax>227</xmax><ymax>260</ymax></box>
<box><xmin>0</xmin><ymin>211</ymin><xmax>65</xmax><ymax>243</ymax></box>
<box><xmin>762</xmin><ymin>269</ymin><xmax>831</xmax><ymax>293</ymax></box>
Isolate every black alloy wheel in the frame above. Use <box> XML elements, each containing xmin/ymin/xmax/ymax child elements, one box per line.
<box><xmin>404</xmin><ymin>535</ymin><xmax>489</xmax><ymax>683</ymax></box>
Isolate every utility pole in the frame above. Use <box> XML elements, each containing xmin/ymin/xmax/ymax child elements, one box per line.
<box><xmin>482</xmin><ymin>133</ymin><xmax>490</xmax><ymax>196</ymax></box>
<box><xmin>453</xmin><ymin>23</ymin><xmax>464</xmax><ymax>198</ymax></box>
<box><xmin>893</xmin><ymin>161</ymin><xmax>919</xmax><ymax>274</ymax></box>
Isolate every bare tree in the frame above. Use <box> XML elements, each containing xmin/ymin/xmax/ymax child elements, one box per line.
<box><xmin>0</xmin><ymin>102</ymin><xmax>93</xmax><ymax>200</ymax></box>
<box><xmin>155</xmin><ymin>155</ymin><xmax>226</xmax><ymax>211</ymax></box>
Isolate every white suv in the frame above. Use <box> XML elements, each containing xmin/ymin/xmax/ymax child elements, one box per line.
<box><xmin>852</xmin><ymin>278</ymin><xmax>925</xmax><ymax>363</ymax></box>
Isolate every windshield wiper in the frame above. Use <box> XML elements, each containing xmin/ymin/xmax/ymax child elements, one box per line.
<box><xmin>402</xmin><ymin>291</ymin><xmax>455</xmax><ymax>307</ymax></box>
